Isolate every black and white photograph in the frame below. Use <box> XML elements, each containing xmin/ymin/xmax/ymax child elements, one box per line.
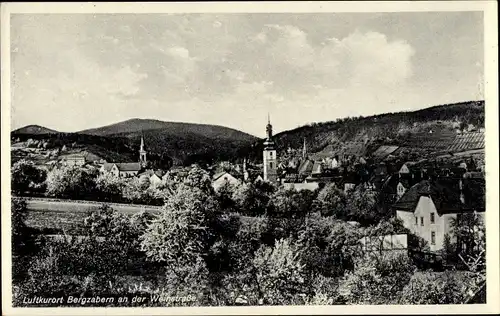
<box><xmin>1</xmin><ymin>2</ymin><xmax>498</xmax><ymax>315</ymax></box>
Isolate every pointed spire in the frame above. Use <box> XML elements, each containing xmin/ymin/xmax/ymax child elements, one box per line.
<box><xmin>302</xmin><ymin>137</ymin><xmax>307</xmax><ymax>159</ymax></box>
<box><xmin>140</xmin><ymin>136</ymin><xmax>145</xmax><ymax>151</ymax></box>
<box><xmin>266</xmin><ymin>113</ymin><xmax>273</xmax><ymax>140</ymax></box>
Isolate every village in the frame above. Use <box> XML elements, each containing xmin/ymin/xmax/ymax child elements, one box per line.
<box><xmin>12</xmin><ymin>114</ymin><xmax>485</xmax><ymax>258</ymax></box>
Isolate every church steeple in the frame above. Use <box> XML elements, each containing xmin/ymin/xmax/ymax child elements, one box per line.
<box><xmin>302</xmin><ymin>137</ymin><xmax>307</xmax><ymax>159</ymax></box>
<box><xmin>139</xmin><ymin>136</ymin><xmax>147</xmax><ymax>167</ymax></box>
<box><xmin>266</xmin><ymin>113</ymin><xmax>273</xmax><ymax>140</ymax></box>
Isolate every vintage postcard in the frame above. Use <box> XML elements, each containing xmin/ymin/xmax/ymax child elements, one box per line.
<box><xmin>1</xmin><ymin>1</ymin><xmax>499</xmax><ymax>315</ymax></box>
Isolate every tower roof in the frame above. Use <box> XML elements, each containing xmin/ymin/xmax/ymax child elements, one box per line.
<box><xmin>265</xmin><ymin>113</ymin><xmax>274</xmax><ymax>145</ymax></box>
<box><xmin>140</xmin><ymin>136</ymin><xmax>146</xmax><ymax>152</ymax></box>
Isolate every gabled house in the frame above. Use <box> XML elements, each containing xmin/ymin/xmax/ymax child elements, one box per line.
<box><xmin>138</xmin><ymin>169</ymin><xmax>166</xmax><ymax>186</ymax></box>
<box><xmin>212</xmin><ymin>171</ymin><xmax>241</xmax><ymax>191</ymax></box>
<box><xmin>393</xmin><ymin>178</ymin><xmax>485</xmax><ymax>252</ymax></box>
<box><xmin>101</xmin><ymin>162</ymin><xmax>143</xmax><ymax>177</ymax></box>
<box><xmin>61</xmin><ymin>154</ymin><xmax>86</xmax><ymax>166</ymax></box>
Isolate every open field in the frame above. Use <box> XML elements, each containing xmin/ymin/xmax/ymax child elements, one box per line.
<box><xmin>18</xmin><ymin>197</ymin><xmax>162</xmax><ymax>234</ymax></box>
<box><xmin>23</xmin><ymin>197</ymin><xmax>162</xmax><ymax>214</ymax></box>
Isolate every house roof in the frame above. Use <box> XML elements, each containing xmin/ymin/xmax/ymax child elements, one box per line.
<box><xmin>393</xmin><ymin>178</ymin><xmax>484</xmax><ymax>214</ymax></box>
<box><xmin>139</xmin><ymin>169</ymin><xmax>166</xmax><ymax>178</ymax></box>
<box><xmin>61</xmin><ymin>154</ymin><xmax>85</xmax><ymax>160</ymax></box>
<box><xmin>101</xmin><ymin>163</ymin><xmax>114</xmax><ymax>171</ymax></box>
<box><xmin>371</xmin><ymin>145</ymin><xmax>399</xmax><ymax>160</ymax></box>
<box><xmin>311</xmin><ymin>161</ymin><xmax>323</xmax><ymax>174</ymax></box>
<box><xmin>116</xmin><ymin>162</ymin><xmax>142</xmax><ymax>171</ymax></box>
<box><xmin>213</xmin><ymin>171</ymin><xmax>239</xmax><ymax>182</ymax></box>
<box><xmin>448</xmin><ymin>131</ymin><xmax>485</xmax><ymax>152</ymax></box>
<box><xmin>298</xmin><ymin>159</ymin><xmax>314</xmax><ymax>175</ymax></box>
<box><xmin>103</xmin><ymin>162</ymin><xmax>142</xmax><ymax>172</ymax></box>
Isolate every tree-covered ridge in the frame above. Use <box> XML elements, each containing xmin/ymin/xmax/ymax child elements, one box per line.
<box><xmin>271</xmin><ymin>100</ymin><xmax>484</xmax><ymax>154</ymax></box>
<box><xmin>12</xmin><ymin>120</ymin><xmax>258</xmax><ymax>167</ymax></box>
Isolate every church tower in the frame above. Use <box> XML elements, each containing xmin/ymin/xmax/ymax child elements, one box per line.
<box><xmin>139</xmin><ymin>136</ymin><xmax>147</xmax><ymax>167</ymax></box>
<box><xmin>263</xmin><ymin>114</ymin><xmax>278</xmax><ymax>184</ymax></box>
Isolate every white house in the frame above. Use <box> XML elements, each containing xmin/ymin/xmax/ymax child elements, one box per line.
<box><xmin>283</xmin><ymin>182</ymin><xmax>319</xmax><ymax>192</ymax></box>
<box><xmin>101</xmin><ymin>162</ymin><xmax>142</xmax><ymax>177</ymax></box>
<box><xmin>212</xmin><ymin>171</ymin><xmax>241</xmax><ymax>191</ymax></box>
<box><xmin>61</xmin><ymin>154</ymin><xmax>86</xmax><ymax>166</ymax></box>
<box><xmin>393</xmin><ymin>179</ymin><xmax>485</xmax><ymax>252</ymax></box>
<box><xmin>138</xmin><ymin>169</ymin><xmax>166</xmax><ymax>186</ymax></box>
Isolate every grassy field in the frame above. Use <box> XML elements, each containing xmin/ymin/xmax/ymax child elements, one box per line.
<box><xmin>22</xmin><ymin>198</ymin><xmax>162</xmax><ymax>235</ymax></box>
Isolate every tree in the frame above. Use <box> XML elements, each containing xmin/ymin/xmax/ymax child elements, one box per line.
<box><xmin>253</xmin><ymin>238</ymin><xmax>307</xmax><ymax>305</ymax></box>
<box><xmin>314</xmin><ymin>183</ymin><xmax>348</xmax><ymax>218</ymax></box>
<box><xmin>232</xmin><ymin>183</ymin><xmax>270</xmax><ymax>216</ymax></box>
<box><xmin>450</xmin><ymin>212</ymin><xmax>485</xmax><ymax>273</ymax></box>
<box><xmin>215</xmin><ymin>181</ymin><xmax>239</xmax><ymax>213</ymax></box>
<box><xmin>139</xmin><ymin>183</ymin><xmax>218</xmax><ymax>297</ymax></box>
<box><xmin>122</xmin><ymin>177</ymin><xmax>164</xmax><ymax>205</ymax></box>
<box><xmin>400</xmin><ymin>271</ymin><xmax>477</xmax><ymax>304</ymax></box>
<box><xmin>297</xmin><ymin>213</ymin><xmax>361</xmax><ymax>279</ymax></box>
<box><xmin>11</xmin><ymin>160</ymin><xmax>47</xmax><ymax>195</ymax></box>
<box><xmin>78</xmin><ymin>204</ymin><xmax>149</xmax><ymax>278</ymax></box>
<box><xmin>183</xmin><ymin>165</ymin><xmax>214</xmax><ymax>195</ymax></box>
<box><xmin>94</xmin><ymin>171</ymin><xmax>125</xmax><ymax>202</ymax></box>
<box><xmin>45</xmin><ymin>166</ymin><xmax>96</xmax><ymax>199</ymax></box>
<box><xmin>338</xmin><ymin>252</ymin><xmax>416</xmax><ymax>304</ymax></box>
<box><xmin>266</xmin><ymin>188</ymin><xmax>315</xmax><ymax>241</ymax></box>
<box><xmin>366</xmin><ymin>217</ymin><xmax>410</xmax><ymax>237</ymax></box>
<box><xmin>12</xmin><ymin>198</ymin><xmax>39</xmax><ymax>281</ymax></box>
<box><xmin>346</xmin><ymin>184</ymin><xmax>379</xmax><ymax>224</ymax></box>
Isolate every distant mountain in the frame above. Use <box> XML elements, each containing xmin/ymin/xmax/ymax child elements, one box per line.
<box><xmin>12</xmin><ymin>125</ymin><xmax>58</xmax><ymax>135</ymax></box>
<box><xmin>258</xmin><ymin>100</ymin><xmax>485</xmax><ymax>161</ymax></box>
<box><xmin>76</xmin><ymin>118</ymin><xmax>258</xmax><ymax>166</ymax></box>
<box><xmin>79</xmin><ymin>118</ymin><xmax>257</xmax><ymax>142</ymax></box>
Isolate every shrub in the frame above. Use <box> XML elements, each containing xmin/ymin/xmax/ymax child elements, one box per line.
<box><xmin>338</xmin><ymin>252</ymin><xmax>416</xmax><ymax>304</ymax></box>
<box><xmin>11</xmin><ymin>160</ymin><xmax>47</xmax><ymax>195</ymax></box>
<box><xmin>400</xmin><ymin>271</ymin><xmax>477</xmax><ymax>304</ymax></box>
<box><xmin>253</xmin><ymin>238</ymin><xmax>308</xmax><ymax>305</ymax></box>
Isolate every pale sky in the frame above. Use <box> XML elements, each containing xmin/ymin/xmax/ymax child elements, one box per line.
<box><xmin>10</xmin><ymin>12</ymin><xmax>484</xmax><ymax>137</ymax></box>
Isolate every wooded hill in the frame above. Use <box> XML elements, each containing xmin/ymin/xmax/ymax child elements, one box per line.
<box><xmin>266</xmin><ymin>100</ymin><xmax>485</xmax><ymax>161</ymax></box>
<box><xmin>12</xmin><ymin>119</ymin><xmax>258</xmax><ymax>167</ymax></box>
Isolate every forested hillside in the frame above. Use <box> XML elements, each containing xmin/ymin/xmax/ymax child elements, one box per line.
<box><xmin>269</xmin><ymin>100</ymin><xmax>484</xmax><ymax>157</ymax></box>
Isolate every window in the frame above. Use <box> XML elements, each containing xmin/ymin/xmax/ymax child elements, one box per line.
<box><xmin>270</xmin><ymin>152</ymin><xmax>273</xmax><ymax>158</ymax></box>
<box><xmin>420</xmin><ymin>217</ymin><xmax>424</xmax><ymax>226</ymax></box>
<box><xmin>431</xmin><ymin>232</ymin><xmax>436</xmax><ymax>245</ymax></box>
<box><xmin>269</xmin><ymin>162</ymin><xmax>273</xmax><ymax>169</ymax></box>
<box><xmin>415</xmin><ymin>217</ymin><xmax>418</xmax><ymax>225</ymax></box>
<box><xmin>430</xmin><ymin>213</ymin><xmax>435</xmax><ymax>224</ymax></box>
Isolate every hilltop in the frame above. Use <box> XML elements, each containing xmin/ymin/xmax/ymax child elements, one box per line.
<box><xmin>79</xmin><ymin>118</ymin><xmax>257</xmax><ymax>142</ymax></box>
<box><xmin>12</xmin><ymin>125</ymin><xmax>59</xmax><ymax>135</ymax></box>
<box><xmin>78</xmin><ymin>119</ymin><xmax>258</xmax><ymax>166</ymax></box>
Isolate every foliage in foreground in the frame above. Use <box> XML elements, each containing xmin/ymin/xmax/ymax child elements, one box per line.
<box><xmin>12</xmin><ymin>167</ymin><xmax>485</xmax><ymax>306</ymax></box>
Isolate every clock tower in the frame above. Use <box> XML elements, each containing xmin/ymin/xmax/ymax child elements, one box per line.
<box><xmin>263</xmin><ymin>114</ymin><xmax>278</xmax><ymax>184</ymax></box>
